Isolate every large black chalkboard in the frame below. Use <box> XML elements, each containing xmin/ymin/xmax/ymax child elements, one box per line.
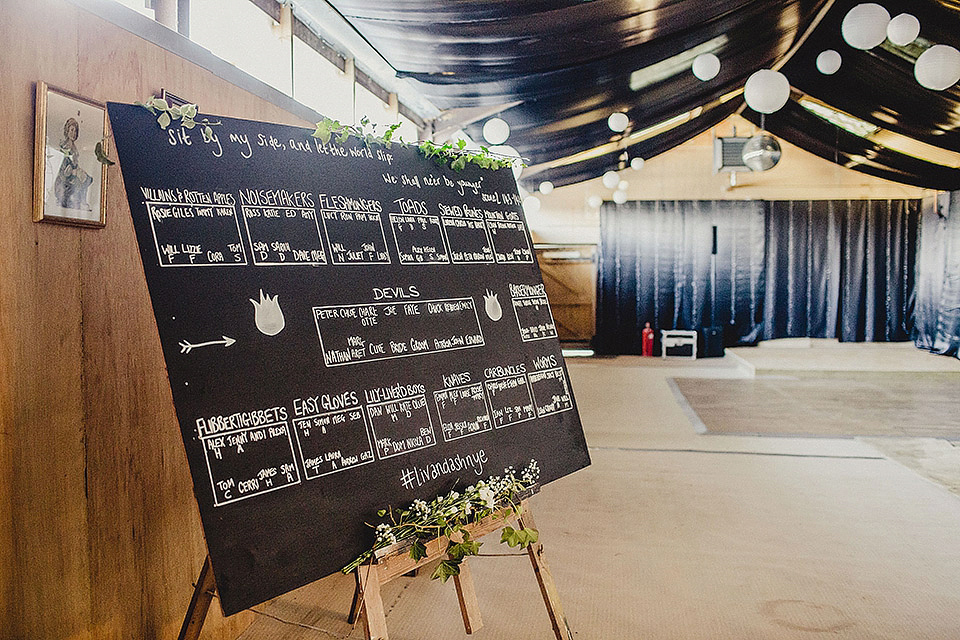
<box><xmin>107</xmin><ymin>103</ymin><xmax>590</xmax><ymax>615</ymax></box>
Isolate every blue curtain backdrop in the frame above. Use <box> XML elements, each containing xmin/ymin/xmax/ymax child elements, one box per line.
<box><xmin>595</xmin><ymin>199</ymin><xmax>920</xmax><ymax>354</ymax></box>
<box><xmin>914</xmin><ymin>193</ymin><xmax>960</xmax><ymax>358</ymax></box>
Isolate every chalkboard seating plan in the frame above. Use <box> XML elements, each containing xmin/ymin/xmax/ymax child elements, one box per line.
<box><xmin>107</xmin><ymin>103</ymin><xmax>590</xmax><ymax>615</ymax></box>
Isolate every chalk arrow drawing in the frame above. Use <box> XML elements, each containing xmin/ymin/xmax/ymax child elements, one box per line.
<box><xmin>179</xmin><ymin>336</ymin><xmax>237</xmax><ymax>354</ymax></box>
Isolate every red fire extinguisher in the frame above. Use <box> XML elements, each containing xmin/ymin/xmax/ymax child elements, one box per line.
<box><xmin>641</xmin><ymin>322</ymin><xmax>654</xmax><ymax>357</ymax></box>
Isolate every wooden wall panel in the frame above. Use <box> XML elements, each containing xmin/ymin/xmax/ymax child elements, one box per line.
<box><xmin>1</xmin><ymin>1</ymin><xmax>315</xmax><ymax>637</ymax></box>
<box><xmin>537</xmin><ymin>252</ymin><xmax>597</xmax><ymax>343</ymax></box>
<box><xmin>0</xmin><ymin>4</ymin><xmax>93</xmax><ymax>638</ymax></box>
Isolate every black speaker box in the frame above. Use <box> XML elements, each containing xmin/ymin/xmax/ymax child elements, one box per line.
<box><xmin>699</xmin><ymin>326</ymin><xmax>724</xmax><ymax>358</ymax></box>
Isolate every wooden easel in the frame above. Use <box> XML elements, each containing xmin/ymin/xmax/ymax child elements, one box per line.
<box><xmin>348</xmin><ymin>494</ymin><xmax>573</xmax><ymax>640</ymax></box>
<box><xmin>178</xmin><ymin>495</ymin><xmax>572</xmax><ymax>640</ymax></box>
<box><xmin>178</xmin><ymin>555</ymin><xmax>218</xmax><ymax>640</ymax></box>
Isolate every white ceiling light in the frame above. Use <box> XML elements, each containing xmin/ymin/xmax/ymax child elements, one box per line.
<box><xmin>841</xmin><ymin>3</ymin><xmax>891</xmax><ymax>50</ymax></box>
<box><xmin>692</xmin><ymin>53</ymin><xmax>721</xmax><ymax>81</ymax></box>
<box><xmin>887</xmin><ymin>13</ymin><xmax>920</xmax><ymax>46</ymax></box>
<box><xmin>587</xmin><ymin>195</ymin><xmax>604</xmax><ymax>209</ymax></box>
<box><xmin>743</xmin><ymin>69</ymin><xmax>791</xmax><ymax>114</ymax></box>
<box><xmin>816</xmin><ymin>50</ymin><xmax>842</xmax><ymax>75</ymax></box>
<box><xmin>538</xmin><ymin>181</ymin><xmax>554</xmax><ymax>195</ymax></box>
<box><xmin>612</xmin><ymin>190</ymin><xmax>628</xmax><ymax>204</ymax></box>
<box><xmin>482</xmin><ymin>117</ymin><xmax>510</xmax><ymax>145</ymax></box>
<box><xmin>608</xmin><ymin>112</ymin><xmax>630</xmax><ymax>132</ymax></box>
<box><xmin>522</xmin><ymin>196</ymin><xmax>541</xmax><ymax>215</ymax></box>
<box><xmin>602</xmin><ymin>170</ymin><xmax>620</xmax><ymax>189</ymax></box>
<box><xmin>915</xmin><ymin>44</ymin><xmax>960</xmax><ymax>91</ymax></box>
<box><xmin>630</xmin><ymin>157</ymin><xmax>645</xmax><ymax>170</ymax></box>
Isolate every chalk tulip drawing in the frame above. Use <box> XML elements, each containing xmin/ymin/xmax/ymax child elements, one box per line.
<box><xmin>251</xmin><ymin>289</ymin><xmax>285</xmax><ymax>336</ymax></box>
<box><xmin>483</xmin><ymin>289</ymin><xmax>503</xmax><ymax>321</ymax></box>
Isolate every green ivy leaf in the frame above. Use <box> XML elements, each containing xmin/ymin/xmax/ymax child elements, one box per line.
<box><xmin>169</xmin><ymin>105</ymin><xmax>182</xmax><ymax>119</ymax></box>
<box><xmin>181</xmin><ymin>104</ymin><xmax>198</xmax><ymax>119</ymax></box>
<box><xmin>500</xmin><ymin>526</ymin><xmax>539</xmax><ymax>549</ymax></box>
<box><xmin>450</xmin><ymin>156</ymin><xmax>467</xmax><ymax>172</ymax></box>
<box><xmin>202</xmin><ymin>126</ymin><xmax>214</xmax><ymax>143</ymax></box>
<box><xmin>150</xmin><ymin>97</ymin><xmax>168</xmax><ymax>111</ymax></box>
<box><xmin>312</xmin><ymin>120</ymin><xmax>332</xmax><ymax>145</ymax></box>
<box><xmin>182</xmin><ymin>118</ymin><xmax>196</xmax><ymax>129</ymax></box>
<box><xmin>94</xmin><ymin>141</ymin><xmax>115</xmax><ymax>166</ymax></box>
<box><xmin>410</xmin><ymin>538</ymin><xmax>427</xmax><ymax>561</ymax></box>
<box><xmin>377</xmin><ymin>509</ymin><xmax>387</xmax><ymax>517</ymax></box>
<box><xmin>157</xmin><ymin>111</ymin><xmax>171</xmax><ymax>129</ymax></box>
<box><xmin>431</xmin><ymin>559</ymin><xmax>460</xmax><ymax>583</ymax></box>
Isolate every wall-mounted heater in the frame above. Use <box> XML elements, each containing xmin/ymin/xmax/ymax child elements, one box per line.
<box><xmin>713</xmin><ymin>136</ymin><xmax>750</xmax><ymax>173</ymax></box>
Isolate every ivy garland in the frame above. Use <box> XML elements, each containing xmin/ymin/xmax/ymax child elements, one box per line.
<box><xmin>311</xmin><ymin>115</ymin><xmax>520</xmax><ymax>173</ymax></box>
<box><xmin>342</xmin><ymin>459</ymin><xmax>541</xmax><ymax>582</ymax></box>
<box><xmin>136</xmin><ymin>96</ymin><xmax>223</xmax><ymax>143</ymax></box>
<box><xmin>135</xmin><ymin>97</ymin><xmax>520</xmax><ymax>174</ymax></box>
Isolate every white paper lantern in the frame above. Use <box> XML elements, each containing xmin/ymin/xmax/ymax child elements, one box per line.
<box><xmin>743</xmin><ymin>69</ymin><xmax>791</xmax><ymax>114</ymax></box>
<box><xmin>692</xmin><ymin>53</ymin><xmax>721</xmax><ymax>81</ymax></box>
<box><xmin>630</xmin><ymin>157</ymin><xmax>645</xmax><ymax>170</ymax></box>
<box><xmin>587</xmin><ymin>195</ymin><xmax>604</xmax><ymax>209</ymax></box>
<box><xmin>816</xmin><ymin>50</ymin><xmax>842</xmax><ymax>75</ymax></box>
<box><xmin>887</xmin><ymin>13</ymin><xmax>920</xmax><ymax>46</ymax></box>
<box><xmin>489</xmin><ymin>144</ymin><xmax>523</xmax><ymax>179</ymax></box>
<box><xmin>915</xmin><ymin>44</ymin><xmax>960</xmax><ymax>91</ymax></box>
<box><xmin>612</xmin><ymin>190</ymin><xmax>628</xmax><ymax>205</ymax></box>
<box><xmin>522</xmin><ymin>196</ymin><xmax>541</xmax><ymax>215</ymax></box>
<box><xmin>482</xmin><ymin>117</ymin><xmax>510</xmax><ymax>145</ymax></box>
<box><xmin>607</xmin><ymin>112</ymin><xmax>630</xmax><ymax>132</ymax></box>
<box><xmin>841</xmin><ymin>3</ymin><xmax>891</xmax><ymax>50</ymax></box>
<box><xmin>602</xmin><ymin>170</ymin><xmax>620</xmax><ymax>189</ymax></box>
<box><xmin>538</xmin><ymin>181</ymin><xmax>554</xmax><ymax>195</ymax></box>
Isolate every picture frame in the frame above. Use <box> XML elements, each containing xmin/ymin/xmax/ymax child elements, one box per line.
<box><xmin>33</xmin><ymin>81</ymin><xmax>108</xmax><ymax>227</ymax></box>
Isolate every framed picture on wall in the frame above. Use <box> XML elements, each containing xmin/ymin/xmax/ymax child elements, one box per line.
<box><xmin>33</xmin><ymin>82</ymin><xmax>108</xmax><ymax>227</ymax></box>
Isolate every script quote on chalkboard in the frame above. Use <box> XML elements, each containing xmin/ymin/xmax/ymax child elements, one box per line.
<box><xmin>108</xmin><ymin>103</ymin><xmax>590</xmax><ymax>615</ymax></box>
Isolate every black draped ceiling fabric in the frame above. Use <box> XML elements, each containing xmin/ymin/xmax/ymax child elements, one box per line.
<box><xmin>914</xmin><ymin>192</ymin><xmax>960</xmax><ymax>358</ymax></box>
<box><xmin>743</xmin><ymin>0</ymin><xmax>960</xmax><ymax>191</ymax></box>
<box><xmin>596</xmin><ymin>201</ymin><xmax>765</xmax><ymax>354</ymax></box>
<box><xmin>597</xmin><ymin>199</ymin><xmax>919</xmax><ymax>354</ymax></box>
<box><xmin>318</xmin><ymin>0</ymin><xmax>960</xmax><ymax>190</ymax></box>
<box><xmin>319</xmin><ymin>0</ymin><xmax>829</xmax><ymax>187</ymax></box>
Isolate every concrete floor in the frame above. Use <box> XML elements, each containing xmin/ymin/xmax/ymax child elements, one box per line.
<box><xmin>237</xmin><ymin>340</ymin><xmax>960</xmax><ymax>639</ymax></box>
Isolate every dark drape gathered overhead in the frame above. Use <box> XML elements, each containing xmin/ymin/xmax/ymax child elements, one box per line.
<box><xmin>316</xmin><ymin>0</ymin><xmax>960</xmax><ymax>190</ymax></box>
<box><xmin>597</xmin><ymin>199</ymin><xmax>920</xmax><ymax>354</ymax></box>
<box><xmin>914</xmin><ymin>192</ymin><xmax>960</xmax><ymax>358</ymax></box>
<box><xmin>596</xmin><ymin>200</ymin><xmax>765</xmax><ymax>354</ymax></box>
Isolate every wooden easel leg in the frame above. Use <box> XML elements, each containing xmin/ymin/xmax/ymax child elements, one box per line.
<box><xmin>348</xmin><ymin>571</ymin><xmax>363</xmax><ymax>624</ymax></box>
<box><xmin>178</xmin><ymin>555</ymin><xmax>217</xmax><ymax>640</ymax></box>
<box><xmin>518</xmin><ymin>503</ymin><xmax>574</xmax><ymax>640</ymax></box>
<box><xmin>453</xmin><ymin>558</ymin><xmax>483</xmax><ymax>634</ymax></box>
<box><xmin>357</xmin><ymin>563</ymin><xmax>389</xmax><ymax>640</ymax></box>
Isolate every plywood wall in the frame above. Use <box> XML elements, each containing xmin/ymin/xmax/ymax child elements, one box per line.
<box><xmin>0</xmin><ymin>2</ymin><xmax>315</xmax><ymax>637</ymax></box>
